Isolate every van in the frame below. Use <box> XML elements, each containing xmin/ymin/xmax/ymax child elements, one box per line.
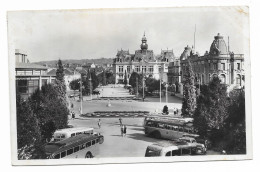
<box><xmin>145</xmin><ymin>141</ymin><xmax>206</xmax><ymax>157</ymax></box>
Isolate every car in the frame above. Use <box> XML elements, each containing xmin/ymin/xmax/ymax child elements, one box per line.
<box><xmin>92</xmin><ymin>90</ymin><xmax>100</xmax><ymax>95</ymax></box>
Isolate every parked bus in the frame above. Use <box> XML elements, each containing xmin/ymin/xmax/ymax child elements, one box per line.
<box><xmin>144</xmin><ymin>117</ymin><xmax>199</xmax><ymax>140</ymax></box>
<box><xmin>45</xmin><ymin>134</ymin><xmax>104</xmax><ymax>159</ymax></box>
<box><xmin>51</xmin><ymin>127</ymin><xmax>96</xmax><ymax>142</ymax></box>
<box><xmin>145</xmin><ymin>140</ymin><xmax>206</xmax><ymax>157</ymax></box>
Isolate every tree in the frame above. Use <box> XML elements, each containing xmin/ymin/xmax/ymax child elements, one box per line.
<box><xmin>123</xmin><ymin>70</ymin><xmax>127</xmax><ymax>86</ymax></box>
<box><xmin>30</xmin><ymin>84</ymin><xmax>69</xmax><ymax>142</ymax></box>
<box><xmin>193</xmin><ymin>77</ymin><xmax>229</xmax><ymax>144</ymax></box>
<box><xmin>102</xmin><ymin>70</ymin><xmax>106</xmax><ymax>85</ymax></box>
<box><xmin>69</xmin><ymin>79</ymin><xmax>80</xmax><ymax>92</ymax></box>
<box><xmin>145</xmin><ymin>77</ymin><xmax>164</xmax><ymax>93</ymax></box>
<box><xmin>129</xmin><ymin>72</ymin><xmax>142</xmax><ymax>88</ymax></box>
<box><xmin>16</xmin><ymin>94</ymin><xmax>44</xmax><ymax>159</ymax></box>
<box><xmin>56</xmin><ymin>59</ymin><xmax>65</xmax><ymax>84</ymax></box>
<box><xmin>224</xmin><ymin>90</ymin><xmax>246</xmax><ymax>154</ymax></box>
<box><xmin>181</xmin><ymin>60</ymin><xmax>197</xmax><ymax>117</ymax></box>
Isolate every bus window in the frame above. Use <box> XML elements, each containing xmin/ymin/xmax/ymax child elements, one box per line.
<box><xmin>74</xmin><ymin>146</ymin><xmax>79</xmax><ymax>152</ymax></box>
<box><xmin>96</xmin><ymin>138</ymin><xmax>99</xmax><ymax>143</ymax></box>
<box><xmin>80</xmin><ymin>144</ymin><xmax>86</xmax><ymax>150</ymax></box>
<box><xmin>92</xmin><ymin>140</ymin><xmax>96</xmax><ymax>145</ymax></box>
<box><xmin>54</xmin><ymin>154</ymin><xmax>60</xmax><ymax>159</ymax></box>
<box><xmin>165</xmin><ymin>151</ymin><xmax>171</xmax><ymax>156</ymax></box>
<box><xmin>172</xmin><ymin>150</ymin><xmax>180</xmax><ymax>156</ymax></box>
<box><xmin>182</xmin><ymin>148</ymin><xmax>191</xmax><ymax>155</ymax></box>
<box><xmin>86</xmin><ymin>142</ymin><xmax>91</xmax><ymax>147</ymax></box>
<box><xmin>67</xmin><ymin>148</ymin><xmax>73</xmax><ymax>155</ymax></box>
<box><xmin>60</xmin><ymin>134</ymin><xmax>65</xmax><ymax>138</ymax></box>
<box><xmin>76</xmin><ymin>132</ymin><xmax>82</xmax><ymax>135</ymax></box>
<box><xmin>71</xmin><ymin>133</ymin><xmax>76</xmax><ymax>137</ymax></box>
<box><xmin>61</xmin><ymin>151</ymin><xmax>66</xmax><ymax>158</ymax></box>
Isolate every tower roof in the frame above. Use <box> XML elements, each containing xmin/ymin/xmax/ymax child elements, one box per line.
<box><xmin>209</xmin><ymin>33</ymin><xmax>228</xmax><ymax>55</ymax></box>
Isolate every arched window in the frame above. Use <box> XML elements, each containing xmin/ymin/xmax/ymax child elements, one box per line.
<box><xmin>219</xmin><ymin>74</ymin><xmax>226</xmax><ymax>84</ymax></box>
<box><xmin>236</xmin><ymin>74</ymin><xmax>241</xmax><ymax>86</ymax></box>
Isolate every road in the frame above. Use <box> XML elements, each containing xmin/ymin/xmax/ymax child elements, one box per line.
<box><xmin>67</xmin><ymin>85</ymin><xmax>220</xmax><ymax>158</ymax></box>
<box><xmin>68</xmin><ymin>117</ymin><xmax>159</xmax><ymax>157</ymax></box>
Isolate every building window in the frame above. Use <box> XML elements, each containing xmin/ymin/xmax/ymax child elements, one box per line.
<box><xmin>119</xmin><ymin>66</ymin><xmax>123</xmax><ymax>73</ymax></box>
<box><xmin>127</xmin><ymin>66</ymin><xmax>130</xmax><ymax>73</ymax></box>
<box><xmin>136</xmin><ymin>66</ymin><xmax>140</xmax><ymax>73</ymax></box>
<box><xmin>221</xmin><ymin>63</ymin><xmax>225</xmax><ymax>70</ymax></box>
<box><xmin>142</xmin><ymin>66</ymin><xmax>146</xmax><ymax>73</ymax></box>
<box><xmin>33</xmin><ymin>70</ymin><xmax>41</xmax><ymax>75</ymax></box>
<box><xmin>16</xmin><ymin>71</ymin><xmax>25</xmax><ymax>75</ymax></box>
<box><xmin>236</xmin><ymin>74</ymin><xmax>241</xmax><ymax>86</ymax></box>
<box><xmin>25</xmin><ymin>71</ymin><xmax>33</xmax><ymax>75</ymax></box>
<box><xmin>42</xmin><ymin>79</ymin><xmax>48</xmax><ymax>86</ymax></box>
<box><xmin>158</xmin><ymin>65</ymin><xmax>162</xmax><ymax>72</ymax></box>
<box><xmin>237</xmin><ymin>63</ymin><xmax>241</xmax><ymax>70</ymax></box>
<box><xmin>16</xmin><ymin>80</ymin><xmax>39</xmax><ymax>96</ymax></box>
<box><xmin>213</xmin><ymin>63</ymin><xmax>217</xmax><ymax>70</ymax></box>
<box><xmin>148</xmin><ymin>66</ymin><xmax>154</xmax><ymax>73</ymax></box>
<box><xmin>219</xmin><ymin>74</ymin><xmax>226</xmax><ymax>84</ymax></box>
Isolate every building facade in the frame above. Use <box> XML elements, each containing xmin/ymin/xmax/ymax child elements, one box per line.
<box><xmin>113</xmin><ymin>33</ymin><xmax>175</xmax><ymax>84</ymax></box>
<box><xmin>15</xmin><ymin>49</ymin><xmax>56</xmax><ymax>99</ymax></box>
<box><xmin>180</xmin><ymin>33</ymin><xmax>245</xmax><ymax>91</ymax></box>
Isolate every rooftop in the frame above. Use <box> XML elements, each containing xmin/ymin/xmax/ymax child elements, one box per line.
<box><xmin>15</xmin><ymin>62</ymin><xmax>48</xmax><ymax>70</ymax></box>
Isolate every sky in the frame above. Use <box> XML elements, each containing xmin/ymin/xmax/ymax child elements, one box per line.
<box><xmin>7</xmin><ymin>6</ymin><xmax>249</xmax><ymax>62</ymax></box>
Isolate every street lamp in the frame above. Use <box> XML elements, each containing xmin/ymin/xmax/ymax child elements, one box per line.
<box><xmin>89</xmin><ymin>73</ymin><xmax>92</xmax><ymax>101</ymax></box>
<box><xmin>165</xmin><ymin>83</ymin><xmax>168</xmax><ymax>103</ymax></box>
<box><xmin>79</xmin><ymin>75</ymin><xmax>87</xmax><ymax>115</ymax></box>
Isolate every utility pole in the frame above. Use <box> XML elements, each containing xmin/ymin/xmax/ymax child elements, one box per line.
<box><xmin>165</xmin><ymin>83</ymin><xmax>168</xmax><ymax>103</ymax></box>
<box><xmin>89</xmin><ymin>72</ymin><xmax>92</xmax><ymax>101</ymax></box>
<box><xmin>136</xmin><ymin>77</ymin><xmax>139</xmax><ymax>98</ymax></box>
<box><xmin>80</xmin><ymin>78</ymin><xmax>83</xmax><ymax>115</ymax></box>
<box><xmin>160</xmin><ymin>74</ymin><xmax>161</xmax><ymax>104</ymax></box>
<box><xmin>142</xmin><ymin>70</ymin><xmax>145</xmax><ymax>102</ymax></box>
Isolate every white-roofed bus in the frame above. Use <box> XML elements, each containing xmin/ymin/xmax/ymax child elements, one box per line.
<box><xmin>51</xmin><ymin>127</ymin><xmax>96</xmax><ymax>142</ymax></box>
<box><xmin>45</xmin><ymin>134</ymin><xmax>104</xmax><ymax>159</ymax></box>
<box><xmin>143</xmin><ymin>116</ymin><xmax>199</xmax><ymax>140</ymax></box>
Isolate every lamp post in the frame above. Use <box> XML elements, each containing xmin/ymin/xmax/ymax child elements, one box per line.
<box><xmin>89</xmin><ymin>73</ymin><xmax>92</xmax><ymax>101</ymax></box>
<box><xmin>160</xmin><ymin>74</ymin><xmax>162</xmax><ymax>104</ymax></box>
<box><xmin>165</xmin><ymin>83</ymin><xmax>168</xmax><ymax>103</ymax></box>
<box><xmin>80</xmin><ymin>75</ymin><xmax>87</xmax><ymax>115</ymax></box>
<box><xmin>80</xmin><ymin>79</ymin><xmax>83</xmax><ymax>115</ymax></box>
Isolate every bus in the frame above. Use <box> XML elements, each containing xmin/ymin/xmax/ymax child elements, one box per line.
<box><xmin>145</xmin><ymin>140</ymin><xmax>206</xmax><ymax>157</ymax></box>
<box><xmin>45</xmin><ymin>134</ymin><xmax>104</xmax><ymax>159</ymax></box>
<box><xmin>51</xmin><ymin>127</ymin><xmax>96</xmax><ymax>142</ymax></box>
<box><xmin>144</xmin><ymin>117</ymin><xmax>199</xmax><ymax>140</ymax></box>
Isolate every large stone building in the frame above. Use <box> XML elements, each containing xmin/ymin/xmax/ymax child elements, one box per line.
<box><xmin>15</xmin><ymin>49</ymin><xmax>56</xmax><ymax>99</ymax></box>
<box><xmin>180</xmin><ymin>33</ymin><xmax>245</xmax><ymax>91</ymax></box>
<box><xmin>113</xmin><ymin>33</ymin><xmax>175</xmax><ymax>84</ymax></box>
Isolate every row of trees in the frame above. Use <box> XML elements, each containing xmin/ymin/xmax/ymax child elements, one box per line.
<box><xmin>98</xmin><ymin>70</ymin><xmax>115</xmax><ymax>85</ymax></box>
<box><xmin>70</xmin><ymin>70</ymin><xmax>100</xmax><ymax>95</ymax></box>
<box><xmin>17</xmin><ymin>60</ymin><xmax>70</xmax><ymax>159</ymax></box>
<box><xmin>182</xmin><ymin>60</ymin><xmax>246</xmax><ymax>154</ymax></box>
<box><xmin>128</xmin><ymin>72</ymin><xmax>165</xmax><ymax>94</ymax></box>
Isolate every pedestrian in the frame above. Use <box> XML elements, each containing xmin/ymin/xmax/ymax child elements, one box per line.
<box><xmin>162</xmin><ymin>105</ymin><xmax>169</xmax><ymax>115</ymax></box>
<box><xmin>120</xmin><ymin>125</ymin><xmax>124</xmax><ymax>137</ymax></box>
<box><xmin>123</xmin><ymin>125</ymin><xmax>127</xmax><ymax>137</ymax></box>
<box><xmin>72</xmin><ymin>112</ymin><xmax>75</xmax><ymax>120</ymax></box>
<box><xmin>119</xmin><ymin>117</ymin><xmax>122</xmax><ymax>126</ymax></box>
<box><xmin>98</xmin><ymin>119</ymin><xmax>101</xmax><ymax>129</ymax></box>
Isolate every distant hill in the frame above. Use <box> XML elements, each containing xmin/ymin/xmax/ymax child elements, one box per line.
<box><xmin>34</xmin><ymin>58</ymin><xmax>113</xmax><ymax>68</ymax></box>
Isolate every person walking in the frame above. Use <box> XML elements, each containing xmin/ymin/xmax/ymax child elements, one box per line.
<box><xmin>119</xmin><ymin>117</ymin><xmax>122</xmax><ymax>126</ymax></box>
<box><xmin>98</xmin><ymin>119</ymin><xmax>101</xmax><ymax>129</ymax></box>
<box><xmin>72</xmin><ymin>112</ymin><xmax>75</xmax><ymax>120</ymax></box>
<box><xmin>120</xmin><ymin>125</ymin><xmax>124</xmax><ymax>137</ymax></box>
<box><xmin>123</xmin><ymin>125</ymin><xmax>127</xmax><ymax>137</ymax></box>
